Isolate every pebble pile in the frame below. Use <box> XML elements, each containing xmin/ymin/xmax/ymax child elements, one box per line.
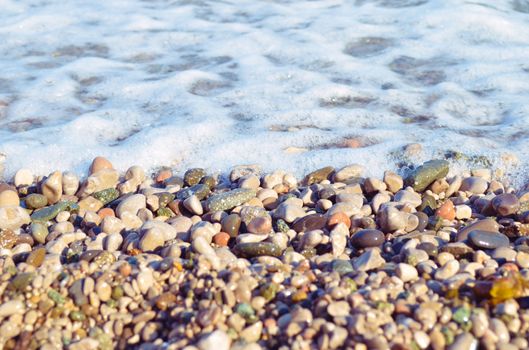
<box><xmin>1</xmin><ymin>157</ymin><xmax>529</xmax><ymax>350</ymax></box>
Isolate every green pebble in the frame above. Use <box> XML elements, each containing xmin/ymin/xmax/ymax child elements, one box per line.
<box><xmin>25</xmin><ymin>194</ymin><xmax>48</xmax><ymax>209</ymax></box>
<box><xmin>452</xmin><ymin>307</ymin><xmax>471</xmax><ymax>324</ymax></box>
<box><xmin>31</xmin><ymin>201</ymin><xmax>78</xmax><ymax>222</ymax></box>
<box><xmin>176</xmin><ymin>184</ymin><xmax>210</xmax><ymax>201</ymax></box>
<box><xmin>405</xmin><ymin>159</ymin><xmax>449</xmax><ymax>192</ymax></box>
<box><xmin>92</xmin><ymin>188</ymin><xmax>119</xmax><ymax>205</ymax></box>
<box><xmin>112</xmin><ymin>286</ymin><xmax>124</xmax><ymax>300</ymax></box>
<box><xmin>154</xmin><ymin>192</ymin><xmax>175</xmax><ymax>207</ymax></box>
<box><xmin>200</xmin><ymin>175</ymin><xmax>217</xmax><ymax>189</ymax></box>
<box><xmin>330</xmin><ymin>259</ymin><xmax>354</xmax><ymax>276</ymax></box>
<box><xmin>303</xmin><ymin>166</ymin><xmax>334</xmax><ymax>185</ymax></box>
<box><xmin>234</xmin><ymin>242</ymin><xmax>282</xmax><ymax>258</ymax></box>
<box><xmin>206</xmin><ymin>188</ymin><xmax>256</xmax><ymax>212</ymax></box>
<box><xmin>259</xmin><ymin>283</ymin><xmax>278</xmax><ymax>302</ymax></box>
<box><xmin>156</xmin><ymin>207</ymin><xmax>174</xmax><ymax>217</ymax></box>
<box><xmin>69</xmin><ymin>311</ymin><xmax>86</xmax><ymax>321</ymax></box>
<box><xmin>184</xmin><ymin>168</ymin><xmax>206</xmax><ymax>186</ymax></box>
<box><xmin>235</xmin><ymin>303</ymin><xmax>255</xmax><ymax>319</ymax></box>
<box><xmin>30</xmin><ymin>222</ymin><xmax>49</xmax><ymax>244</ymax></box>
<box><xmin>8</xmin><ymin>272</ymin><xmax>35</xmax><ymax>291</ymax></box>
<box><xmin>276</xmin><ymin>219</ymin><xmax>290</xmax><ymax>233</ymax></box>
<box><xmin>441</xmin><ymin>326</ymin><xmax>454</xmax><ymax>345</ymax></box>
<box><xmin>48</xmin><ymin>289</ymin><xmax>65</xmax><ymax>305</ymax></box>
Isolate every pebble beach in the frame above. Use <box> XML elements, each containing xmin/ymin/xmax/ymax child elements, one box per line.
<box><xmin>1</xmin><ymin>157</ymin><xmax>529</xmax><ymax>349</ymax></box>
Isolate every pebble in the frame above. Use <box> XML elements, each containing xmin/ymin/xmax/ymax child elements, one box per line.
<box><xmin>14</xmin><ymin>168</ymin><xmax>33</xmax><ymax>187</ymax></box>
<box><xmin>184</xmin><ymin>195</ymin><xmax>203</xmax><ymax>215</ymax></box>
<box><xmin>0</xmin><ymin>206</ymin><xmax>31</xmax><ymax>230</ymax></box>
<box><xmin>139</xmin><ymin>228</ymin><xmax>165</xmax><ymax>252</ymax></box>
<box><xmin>116</xmin><ymin>194</ymin><xmax>146</xmax><ymax>218</ymax></box>
<box><xmin>448</xmin><ymin>333</ymin><xmax>477</xmax><ymax>350</ymax></box>
<box><xmin>455</xmin><ymin>204</ymin><xmax>472</xmax><ymax>220</ymax></box>
<box><xmin>197</xmin><ymin>330</ymin><xmax>231</xmax><ymax>350</ymax></box>
<box><xmin>353</xmin><ymin>249</ymin><xmax>385</xmax><ymax>272</ymax></box>
<box><xmin>457</xmin><ymin>218</ymin><xmax>500</xmax><ymax>241</ymax></box>
<box><xmin>383</xmin><ymin>171</ymin><xmax>403</xmax><ymax>193</ymax></box>
<box><xmin>41</xmin><ymin>171</ymin><xmax>63</xmax><ymax>204</ymax></box>
<box><xmin>330</xmin><ymin>223</ymin><xmax>348</xmax><ymax>256</ymax></box>
<box><xmin>405</xmin><ymin>159</ymin><xmax>449</xmax><ymax>192</ymax></box>
<box><xmin>437</xmin><ymin>200</ymin><xmax>456</xmax><ymax>220</ymax></box>
<box><xmin>30</xmin><ymin>222</ymin><xmax>48</xmax><ymax>243</ymax></box>
<box><xmin>62</xmin><ymin>171</ymin><xmax>79</xmax><ymax>195</ymax></box>
<box><xmin>435</xmin><ymin>259</ymin><xmax>459</xmax><ymax>280</ymax></box>
<box><xmin>0</xmin><ymin>190</ymin><xmax>19</xmax><ymax>207</ymax></box>
<box><xmin>327</xmin><ymin>212</ymin><xmax>351</xmax><ymax>228</ymax></box>
<box><xmin>291</xmin><ymin>213</ymin><xmax>326</xmax><ymax>232</ymax></box>
<box><xmin>26</xmin><ymin>247</ymin><xmax>46</xmax><ymax>267</ymax></box>
<box><xmin>396</xmin><ymin>263</ymin><xmax>418</xmax><ymax>282</ymax></box>
<box><xmin>275</xmin><ymin>203</ymin><xmax>306</xmax><ymax>223</ymax></box>
<box><xmin>394</xmin><ymin>189</ymin><xmax>422</xmax><ymax>207</ymax></box>
<box><xmin>235</xmin><ymin>242</ymin><xmax>282</xmax><ymax>258</ymax></box>
<box><xmin>221</xmin><ymin>214</ymin><xmax>241</xmax><ymax>237</ymax></box>
<box><xmin>327</xmin><ymin>301</ymin><xmax>350</xmax><ymax>317</ymax></box>
<box><xmin>460</xmin><ymin>176</ymin><xmax>488</xmax><ymax>194</ymax></box>
<box><xmin>0</xmin><ymin>300</ymin><xmax>25</xmax><ymax>317</ymax></box>
<box><xmin>468</xmin><ymin>230</ymin><xmax>509</xmax><ymax>250</ymax></box>
<box><xmin>304</xmin><ymin>166</ymin><xmax>334</xmax><ymax>185</ymax></box>
<box><xmin>247</xmin><ymin>216</ymin><xmax>272</xmax><ymax>234</ymax></box>
<box><xmin>89</xmin><ymin>156</ymin><xmax>113</xmax><ymax>174</ymax></box>
<box><xmin>351</xmin><ymin>229</ymin><xmax>385</xmax><ymax>248</ymax></box>
<box><xmin>331</xmin><ymin>259</ymin><xmax>354</xmax><ymax>275</ymax></box>
<box><xmin>333</xmin><ymin>164</ymin><xmax>364</xmax><ymax>182</ymax></box>
<box><xmin>206</xmin><ymin>188</ymin><xmax>256</xmax><ymax>212</ymax></box>
<box><xmin>137</xmin><ymin>270</ymin><xmax>154</xmax><ymax>294</ymax></box>
<box><xmin>378</xmin><ymin>206</ymin><xmax>407</xmax><ymax>232</ymax></box>
<box><xmin>492</xmin><ymin>193</ymin><xmax>520</xmax><ymax>216</ymax></box>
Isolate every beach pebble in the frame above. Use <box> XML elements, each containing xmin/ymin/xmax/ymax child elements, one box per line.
<box><xmin>457</xmin><ymin>218</ymin><xmax>500</xmax><ymax>241</ymax></box>
<box><xmin>275</xmin><ymin>203</ymin><xmax>305</xmax><ymax>223</ymax></box>
<box><xmin>448</xmin><ymin>333</ymin><xmax>477</xmax><ymax>350</ymax></box>
<box><xmin>0</xmin><ymin>206</ymin><xmax>30</xmax><ymax>230</ymax></box>
<box><xmin>353</xmin><ymin>249</ymin><xmax>385</xmax><ymax>272</ymax></box>
<box><xmin>378</xmin><ymin>206</ymin><xmax>407</xmax><ymax>232</ymax></box>
<box><xmin>291</xmin><ymin>214</ymin><xmax>326</xmax><ymax>232</ymax></box>
<box><xmin>468</xmin><ymin>231</ymin><xmax>509</xmax><ymax>250</ymax></box>
<box><xmin>116</xmin><ymin>194</ymin><xmax>146</xmax><ymax>218</ymax></box>
<box><xmin>455</xmin><ymin>205</ymin><xmax>472</xmax><ymax>220</ymax></box>
<box><xmin>351</xmin><ymin>229</ymin><xmax>385</xmax><ymax>248</ymax></box>
<box><xmin>184</xmin><ymin>195</ymin><xmax>203</xmax><ymax>215</ymax></box>
<box><xmin>437</xmin><ymin>200</ymin><xmax>456</xmax><ymax>220</ymax></box>
<box><xmin>405</xmin><ymin>159</ymin><xmax>449</xmax><ymax>192</ymax></box>
<box><xmin>14</xmin><ymin>168</ymin><xmax>33</xmax><ymax>187</ymax></box>
<box><xmin>0</xmin><ymin>190</ymin><xmax>19</xmax><ymax>207</ymax></box>
<box><xmin>137</xmin><ymin>269</ymin><xmax>154</xmax><ymax>294</ymax></box>
<box><xmin>89</xmin><ymin>156</ymin><xmax>113</xmax><ymax>174</ymax></box>
<box><xmin>460</xmin><ymin>177</ymin><xmax>488</xmax><ymax>194</ymax></box>
<box><xmin>491</xmin><ymin>193</ymin><xmax>519</xmax><ymax>216</ymax></box>
<box><xmin>247</xmin><ymin>216</ymin><xmax>272</xmax><ymax>234</ymax></box>
<box><xmin>0</xmin><ymin>300</ymin><xmax>25</xmax><ymax>317</ymax></box>
<box><xmin>206</xmin><ymin>188</ymin><xmax>256</xmax><ymax>212</ymax></box>
<box><xmin>383</xmin><ymin>171</ymin><xmax>403</xmax><ymax>193</ymax></box>
<box><xmin>304</xmin><ymin>166</ymin><xmax>334</xmax><ymax>185</ymax></box>
<box><xmin>41</xmin><ymin>171</ymin><xmax>63</xmax><ymax>204</ymax></box>
<box><xmin>197</xmin><ymin>330</ymin><xmax>231</xmax><ymax>350</ymax></box>
<box><xmin>435</xmin><ymin>259</ymin><xmax>459</xmax><ymax>280</ymax></box>
<box><xmin>394</xmin><ymin>189</ymin><xmax>422</xmax><ymax>207</ymax></box>
<box><xmin>62</xmin><ymin>171</ymin><xmax>79</xmax><ymax>195</ymax></box>
<box><xmin>396</xmin><ymin>263</ymin><xmax>419</xmax><ymax>282</ymax></box>
<box><xmin>333</xmin><ymin>164</ymin><xmax>364</xmax><ymax>182</ymax></box>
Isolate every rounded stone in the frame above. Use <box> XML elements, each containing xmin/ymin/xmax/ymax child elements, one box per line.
<box><xmin>14</xmin><ymin>168</ymin><xmax>33</xmax><ymax>187</ymax></box>
<box><xmin>116</xmin><ymin>194</ymin><xmax>146</xmax><ymax>218</ymax></box>
<box><xmin>0</xmin><ymin>190</ymin><xmax>19</xmax><ymax>208</ymax></box>
<box><xmin>183</xmin><ymin>195</ymin><xmax>203</xmax><ymax>215</ymax></box>
<box><xmin>221</xmin><ymin>214</ymin><xmax>241</xmax><ymax>238</ymax></box>
<box><xmin>351</xmin><ymin>229</ymin><xmax>385</xmax><ymax>248</ymax></box>
<box><xmin>30</xmin><ymin>222</ymin><xmax>48</xmax><ymax>244</ymax></box>
<box><xmin>468</xmin><ymin>230</ymin><xmax>509</xmax><ymax>250</ymax></box>
<box><xmin>247</xmin><ymin>216</ymin><xmax>272</xmax><ymax>235</ymax></box>
<box><xmin>90</xmin><ymin>156</ymin><xmax>113</xmax><ymax>175</ymax></box>
<box><xmin>396</xmin><ymin>263</ymin><xmax>418</xmax><ymax>282</ymax></box>
<box><xmin>491</xmin><ymin>193</ymin><xmax>520</xmax><ymax>216</ymax></box>
<box><xmin>41</xmin><ymin>171</ymin><xmax>63</xmax><ymax>205</ymax></box>
<box><xmin>139</xmin><ymin>227</ymin><xmax>165</xmax><ymax>252</ymax></box>
<box><xmin>378</xmin><ymin>206</ymin><xmax>407</xmax><ymax>232</ymax></box>
<box><xmin>460</xmin><ymin>176</ymin><xmax>488</xmax><ymax>194</ymax></box>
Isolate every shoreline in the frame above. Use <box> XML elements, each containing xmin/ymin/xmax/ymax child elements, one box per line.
<box><xmin>0</xmin><ymin>157</ymin><xmax>528</xmax><ymax>349</ymax></box>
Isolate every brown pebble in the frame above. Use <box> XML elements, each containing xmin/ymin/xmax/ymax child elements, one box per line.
<box><xmin>89</xmin><ymin>156</ymin><xmax>113</xmax><ymax>174</ymax></box>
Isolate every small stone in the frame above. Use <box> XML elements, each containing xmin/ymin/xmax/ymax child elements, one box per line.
<box><xmin>457</xmin><ymin>218</ymin><xmax>500</xmax><ymax>241</ymax></box>
<box><xmin>435</xmin><ymin>259</ymin><xmax>459</xmax><ymax>280</ymax></box>
<box><xmin>92</xmin><ymin>188</ymin><xmax>119</xmax><ymax>205</ymax></box>
<box><xmin>104</xmin><ymin>233</ymin><xmax>123</xmax><ymax>252</ymax></box>
<box><xmin>331</xmin><ymin>259</ymin><xmax>354</xmax><ymax>275</ymax></box>
<box><xmin>89</xmin><ymin>156</ymin><xmax>113</xmax><ymax>174</ymax></box>
<box><xmin>437</xmin><ymin>200</ymin><xmax>456</xmax><ymax>220</ymax></box>
<box><xmin>25</xmin><ymin>194</ymin><xmax>47</xmax><ymax>209</ymax></box>
<box><xmin>383</xmin><ymin>171</ymin><xmax>403</xmax><ymax>193</ymax></box>
<box><xmin>468</xmin><ymin>230</ymin><xmax>509</xmax><ymax>250</ymax></box>
<box><xmin>396</xmin><ymin>263</ymin><xmax>418</xmax><ymax>282</ymax></box>
<box><xmin>448</xmin><ymin>333</ymin><xmax>477</xmax><ymax>350</ymax></box>
<box><xmin>291</xmin><ymin>213</ymin><xmax>326</xmax><ymax>232</ymax></box>
<box><xmin>0</xmin><ymin>300</ymin><xmax>25</xmax><ymax>317</ymax></box>
<box><xmin>492</xmin><ymin>193</ymin><xmax>520</xmax><ymax>216</ymax></box>
<box><xmin>0</xmin><ymin>206</ymin><xmax>31</xmax><ymax>230</ymax></box>
<box><xmin>41</xmin><ymin>171</ymin><xmax>63</xmax><ymax>204</ymax></box>
<box><xmin>378</xmin><ymin>206</ymin><xmax>407</xmax><ymax>232</ymax></box>
<box><xmin>0</xmin><ymin>190</ymin><xmax>19</xmax><ymax>207</ymax></box>
<box><xmin>221</xmin><ymin>214</ymin><xmax>241</xmax><ymax>238</ymax></box>
<box><xmin>275</xmin><ymin>203</ymin><xmax>306</xmax><ymax>223</ymax></box>
<box><xmin>137</xmin><ymin>269</ymin><xmax>154</xmax><ymax>294</ymax></box>
<box><xmin>62</xmin><ymin>171</ymin><xmax>79</xmax><ymax>196</ymax></box>
<box><xmin>0</xmin><ymin>229</ymin><xmax>17</xmax><ymax>249</ymax></box>
<box><xmin>405</xmin><ymin>159</ymin><xmax>450</xmax><ymax>192</ymax></box>
<box><xmin>197</xmin><ymin>330</ymin><xmax>231</xmax><ymax>350</ymax></box>
<box><xmin>184</xmin><ymin>168</ymin><xmax>206</xmax><ymax>186</ymax></box>
<box><xmin>304</xmin><ymin>166</ymin><xmax>334</xmax><ymax>185</ymax></box>
<box><xmin>452</xmin><ymin>307</ymin><xmax>471</xmax><ymax>324</ymax></box>
<box><xmin>353</xmin><ymin>249</ymin><xmax>385</xmax><ymax>272</ymax></box>
<box><xmin>333</xmin><ymin>164</ymin><xmax>364</xmax><ymax>182</ymax></box>
<box><xmin>26</xmin><ymin>247</ymin><xmax>46</xmax><ymax>267</ymax></box>
<box><xmin>14</xmin><ymin>168</ymin><xmax>33</xmax><ymax>187</ymax></box>
<box><xmin>460</xmin><ymin>177</ymin><xmax>488</xmax><ymax>194</ymax></box>
<box><xmin>176</xmin><ymin>184</ymin><xmax>210</xmax><ymax>201</ymax></box>
<box><xmin>247</xmin><ymin>216</ymin><xmax>272</xmax><ymax>234</ymax></box>
<box><xmin>394</xmin><ymin>189</ymin><xmax>422</xmax><ymax>207</ymax></box>
<box><xmin>139</xmin><ymin>227</ymin><xmax>165</xmax><ymax>252</ymax></box>
<box><xmin>78</xmin><ymin>196</ymin><xmax>103</xmax><ymax>214</ymax></box>
<box><xmin>30</xmin><ymin>201</ymin><xmax>77</xmax><ymax>222</ymax></box>
<box><xmin>330</xmin><ymin>223</ymin><xmax>348</xmax><ymax>257</ymax></box>
<box><xmin>327</xmin><ymin>212</ymin><xmax>351</xmax><ymax>229</ymax></box>
<box><xmin>455</xmin><ymin>205</ymin><xmax>472</xmax><ymax>220</ymax></box>
<box><xmin>206</xmin><ymin>188</ymin><xmax>256</xmax><ymax>212</ymax></box>
<box><xmin>235</xmin><ymin>242</ymin><xmax>282</xmax><ymax>258</ymax></box>
<box><xmin>327</xmin><ymin>301</ymin><xmax>350</xmax><ymax>317</ymax></box>
<box><xmin>96</xmin><ymin>280</ymin><xmax>112</xmax><ymax>301</ymax></box>
<box><xmin>30</xmin><ymin>222</ymin><xmax>48</xmax><ymax>244</ymax></box>
<box><xmin>184</xmin><ymin>195</ymin><xmax>203</xmax><ymax>215</ymax></box>
<box><xmin>116</xmin><ymin>194</ymin><xmax>146</xmax><ymax>218</ymax></box>
<box><xmin>351</xmin><ymin>229</ymin><xmax>385</xmax><ymax>248</ymax></box>
<box><xmin>213</xmin><ymin>232</ymin><xmax>230</xmax><ymax>247</ymax></box>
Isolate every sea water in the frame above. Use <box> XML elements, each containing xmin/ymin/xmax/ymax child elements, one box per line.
<box><xmin>1</xmin><ymin>0</ymin><xmax>529</xmax><ymax>183</ymax></box>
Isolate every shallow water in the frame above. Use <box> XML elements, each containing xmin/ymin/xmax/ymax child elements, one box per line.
<box><xmin>1</xmin><ymin>0</ymin><xmax>529</xmax><ymax>182</ymax></box>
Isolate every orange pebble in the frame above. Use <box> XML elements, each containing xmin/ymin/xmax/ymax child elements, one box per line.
<box><xmin>436</xmin><ymin>200</ymin><xmax>455</xmax><ymax>221</ymax></box>
<box><xmin>327</xmin><ymin>212</ymin><xmax>351</xmax><ymax>229</ymax></box>
<box><xmin>119</xmin><ymin>262</ymin><xmax>132</xmax><ymax>277</ymax></box>
<box><xmin>500</xmin><ymin>263</ymin><xmax>519</xmax><ymax>273</ymax></box>
<box><xmin>156</xmin><ymin>169</ymin><xmax>172</xmax><ymax>183</ymax></box>
<box><xmin>98</xmin><ymin>207</ymin><xmax>115</xmax><ymax>219</ymax></box>
<box><xmin>213</xmin><ymin>232</ymin><xmax>230</xmax><ymax>247</ymax></box>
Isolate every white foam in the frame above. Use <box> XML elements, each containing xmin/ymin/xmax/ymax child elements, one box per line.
<box><xmin>0</xmin><ymin>0</ymin><xmax>528</xmax><ymax>184</ymax></box>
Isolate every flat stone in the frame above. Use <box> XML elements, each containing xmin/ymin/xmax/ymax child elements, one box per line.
<box><xmin>176</xmin><ymin>184</ymin><xmax>210</xmax><ymax>201</ymax></box>
<box><xmin>31</xmin><ymin>201</ymin><xmax>78</xmax><ymax>222</ymax></box>
<box><xmin>404</xmin><ymin>160</ymin><xmax>449</xmax><ymax>192</ymax></box>
<box><xmin>92</xmin><ymin>188</ymin><xmax>119</xmax><ymax>205</ymax></box>
<box><xmin>492</xmin><ymin>193</ymin><xmax>520</xmax><ymax>216</ymax></box>
<box><xmin>274</xmin><ymin>203</ymin><xmax>306</xmax><ymax>223</ymax></box>
<box><xmin>304</xmin><ymin>166</ymin><xmax>334</xmax><ymax>185</ymax></box>
<box><xmin>333</xmin><ymin>164</ymin><xmax>364</xmax><ymax>182</ymax></box>
<box><xmin>353</xmin><ymin>249</ymin><xmax>385</xmax><ymax>272</ymax></box>
<box><xmin>206</xmin><ymin>188</ymin><xmax>256</xmax><ymax>212</ymax></box>
<box><xmin>0</xmin><ymin>300</ymin><xmax>25</xmax><ymax>317</ymax></box>
<box><xmin>378</xmin><ymin>206</ymin><xmax>407</xmax><ymax>232</ymax></box>
<box><xmin>139</xmin><ymin>228</ymin><xmax>165</xmax><ymax>252</ymax></box>
<box><xmin>234</xmin><ymin>242</ymin><xmax>282</xmax><ymax>258</ymax></box>
<box><xmin>330</xmin><ymin>259</ymin><xmax>354</xmax><ymax>275</ymax></box>
<box><xmin>351</xmin><ymin>229</ymin><xmax>385</xmax><ymax>248</ymax></box>
<box><xmin>457</xmin><ymin>219</ymin><xmax>500</xmax><ymax>241</ymax></box>
<box><xmin>468</xmin><ymin>230</ymin><xmax>509</xmax><ymax>250</ymax></box>
<box><xmin>26</xmin><ymin>247</ymin><xmax>46</xmax><ymax>267</ymax></box>
<box><xmin>291</xmin><ymin>214</ymin><xmax>326</xmax><ymax>233</ymax></box>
